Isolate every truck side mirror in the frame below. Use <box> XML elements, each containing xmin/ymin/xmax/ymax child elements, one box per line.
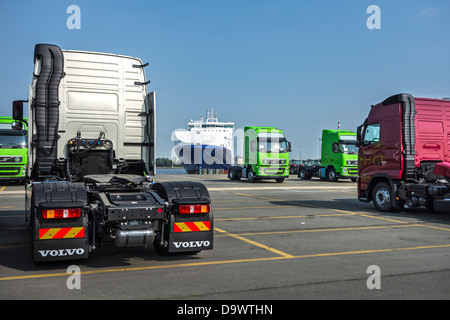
<box><xmin>356</xmin><ymin>125</ymin><xmax>362</xmax><ymax>145</ymax></box>
<box><xmin>12</xmin><ymin>100</ymin><xmax>24</xmax><ymax>121</ymax></box>
<box><xmin>287</xmin><ymin>141</ymin><xmax>292</xmax><ymax>152</ymax></box>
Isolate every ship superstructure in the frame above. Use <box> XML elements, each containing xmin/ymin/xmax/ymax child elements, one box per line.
<box><xmin>173</xmin><ymin>109</ymin><xmax>234</xmax><ymax>174</ymax></box>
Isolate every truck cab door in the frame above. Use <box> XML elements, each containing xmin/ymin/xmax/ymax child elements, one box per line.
<box><xmin>359</xmin><ymin>123</ymin><xmax>381</xmax><ymax>190</ymax></box>
<box><xmin>379</xmin><ymin>115</ymin><xmax>402</xmax><ymax>179</ymax></box>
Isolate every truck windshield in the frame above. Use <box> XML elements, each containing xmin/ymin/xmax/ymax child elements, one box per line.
<box><xmin>0</xmin><ymin>131</ymin><xmax>27</xmax><ymax>149</ymax></box>
<box><xmin>257</xmin><ymin>138</ymin><xmax>288</xmax><ymax>153</ymax></box>
<box><xmin>340</xmin><ymin>142</ymin><xmax>358</xmax><ymax>154</ymax></box>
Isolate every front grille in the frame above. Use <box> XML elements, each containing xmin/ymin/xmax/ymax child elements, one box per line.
<box><xmin>263</xmin><ymin>168</ymin><xmax>285</xmax><ymax>175</ymax></box>
<box><xmin>348</xmin><ymin>168</ymin><xmax>358</xmax><ymax>175</ymax></box>
<box><xmin>0</xmin><ymin>166</ymin><xmax>21</xmax><ymax>176</ymax></box>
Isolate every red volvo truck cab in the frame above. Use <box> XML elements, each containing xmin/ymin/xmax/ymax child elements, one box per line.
<box><xmin>357</xmin><ymin>93</ymin><xmax>450</xmax><ymax>212</ymax></box>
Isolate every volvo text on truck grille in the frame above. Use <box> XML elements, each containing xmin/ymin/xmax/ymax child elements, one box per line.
<box><xmin>12</xmin><ymin>44</ymin><xmax>213</xmax><ymax>262</ymax></box>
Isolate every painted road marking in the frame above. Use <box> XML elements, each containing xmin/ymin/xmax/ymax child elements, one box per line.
<box><xmin>216</xmin><ymin>223</ymin><xmax>423</xmax><ymax>237</ymax></box>
<box><xmin>215</xmin><ymin>227</ymin><xmax>294</xmax><ymax>258</ymax></box>
<box><xmin>215</xmin><ymin>212</ymin><xmax>353</xmax><ymax>221</ymax></box>
<box><xmin>208</xmin><ymin>186</ymin><xmax>356</xmax><ymax>191</ymax></box>
<box><xmin>2</xmin><ymin>243</ymin><xmax>450</xmax><ymax>281</ymax></box>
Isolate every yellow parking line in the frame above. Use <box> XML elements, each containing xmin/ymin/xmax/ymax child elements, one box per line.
<box><xmin>416</xmin><ymin>224</ymin><xmax>450</xmax><ymax>232</ymax></box>
<box><xmin>215</xmin><ymin>227</ymin><xmax>294</xmax><ymax>258</ymax></box>
<box><xmin>2</xmin><ymin>243</ymin><xmax>450</xmax><ymax>281</ymax></box>
<box><xmin>216</xmin><ymin>224</ymin><xmax>422</xmax><ymax>237</ymax></box>
<box><xmin>215</xmin><ymin>205</ymin><xmax>298</xmax><ymax>210</ymax></box>
<box><xmin>0</xmin><ymin>186</ymin><xmax>5</xmax><ymax>192</ymax></box>
<box><xmin>215</xmin><ymin>212</ymin><xmax>352</xmax><ymax>221</ymax></box>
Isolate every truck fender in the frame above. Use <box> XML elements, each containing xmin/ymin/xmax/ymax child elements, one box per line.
<box><xmin>151</xmin><ymin>181</ymin><xmax>211</xmax><ymax>204</ymax></box>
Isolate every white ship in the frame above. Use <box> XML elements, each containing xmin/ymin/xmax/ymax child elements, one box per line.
<box><xmin>172</xmin><ymin>109</ymin><xmax>234</xmax><ymax>174</ymax></box>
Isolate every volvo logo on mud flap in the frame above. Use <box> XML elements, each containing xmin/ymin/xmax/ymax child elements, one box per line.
<box><xmin>173</xmin><ymin>241</ymin><xmax>210</xmax><ymax>249</ymax></box>
<box><xmin>38</xmin><ymin>248</ymin><xmax>85</xmax><ymax>257</ymax></box>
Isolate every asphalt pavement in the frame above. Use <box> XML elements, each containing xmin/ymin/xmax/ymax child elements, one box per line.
<box><xmin>1</xmin><ymin>174</ymin><xmax>449</xmax><ymax>302</ymax></box>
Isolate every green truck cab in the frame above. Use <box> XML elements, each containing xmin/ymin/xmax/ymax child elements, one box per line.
<box><xmin>298</xmin><ymin>129</ymin><xmax>358</xmax><ymax>182</ymax></box>
<box><xmin>319</xmin><ymin>129</ymin><xmax>358</xmax><ymax>182</ymax></box>
<box><xmin>0</xmin><ymin>116</ymin><xmax>28</xmax><ymax>182</ymax></box>
<box><xmin>229</xmin><ymin>126</ymin><xmax>291</xmax><ymax>183</ymax></box>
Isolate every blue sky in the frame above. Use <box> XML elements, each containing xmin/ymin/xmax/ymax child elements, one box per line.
<box><xmin>0</xmin><ymin>0</ymin><xmax>449</xmax><ymax>159</ymax></box>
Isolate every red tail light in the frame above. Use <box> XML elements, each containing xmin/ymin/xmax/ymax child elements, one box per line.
<box><xmin>179</xmin><ymin>204</ymin><xmax>210</xmax><ymax>214</ymax></box>
<box><xmin>42</xmin><ymin>208</ymin><xmax>82</xmax><ymax>219</ymax></box>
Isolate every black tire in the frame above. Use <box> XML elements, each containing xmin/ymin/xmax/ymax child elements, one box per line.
<box><xmin>327</xmin><ymin>168</ymin><xmax>339</xmax><ymax>182</ymax></box>
<box><xmin>247</xmin><ymin>167</ymin><xmax>256</xmax><ymax>183</ymax></box>
<box><xmin>275</xmin><ymin>178</ymin><xmax>284</xmax><ymax>183</ymax></box>
<box><xmin>299</xmin><ymin>168</ymin><xmax>307</xmax><ymax>180</ymax></box>
<box><xmin>290</xmin><ymin>166</ymin><xmax>296</xmax><ymax>175</ymax></box>
<box><xmin>372</xmin><ymin>182</ymin><xmax>394</xmax><ymax>212</ymax></box>
<box><xmin>229</xmin><ymin>168</ymin><xmax>240</xmax><ymax>180</ymax></box>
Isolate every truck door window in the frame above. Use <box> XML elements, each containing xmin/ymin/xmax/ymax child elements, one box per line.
<box><xmin>363</xmin><ymin>123</ymin><xmax>380</xmax><ymax>145</ymax></box>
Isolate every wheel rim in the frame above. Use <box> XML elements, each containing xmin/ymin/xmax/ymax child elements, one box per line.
<box><xmin>328</xmin><ymin>170</ymin><xmax>335</xmax><ymax>180</ymax></box>
<box><xmin>248</xmin><ymin>171</ymin><xmax>254</xmax><ymax>180</ymax></box>
<box><xmin>375</xmin><ymin>187</ymin><xmax>391</xmax><ymax>208</ymax></box>
<box><xmin>300</xmin><ymin>169</ymin><xmax>305</xmax><ymax>178</ymax></box>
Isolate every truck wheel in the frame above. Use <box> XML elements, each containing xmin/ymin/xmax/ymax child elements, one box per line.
<box><xmin>275</xmin><ymin>178</ymin><xmax>284</xmax><ymax>183</ymax></box>
<box><xmin>372</xmin><ymin>182</ymin><xmax>394</xmax><ymax>212</ymax></box>
<box><xmin>229</xmin><ymin>168</ymin><xmax>240</xmax><ymax>180</ymax></box>
<box><xmin>299</xmin><ymin>168</ymin><xmax>307</xmax><ymax>179</ymax></box>
<box><xmin>247</xmin><ymin>168</ymin><xmax>255</xmax><ymax>182</ymax></box>
<box><xmin>327</xmin><ymin>168</ymin><xmax>338</xmax><ymax>182</ymax></box>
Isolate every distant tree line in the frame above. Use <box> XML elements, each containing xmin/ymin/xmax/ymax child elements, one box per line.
<box><xmin>156</xmin><ymin>158</ymin><xmax>183</xmax><ymax>167</ymax></box>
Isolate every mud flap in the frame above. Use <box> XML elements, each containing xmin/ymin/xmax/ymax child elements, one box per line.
<box><xmin>31</xmin><ymin>181</ymin><xmax>89</xmax><ymax>262</ymax></box>
<box><xmin>152</xmin><ymin>181</ymin><xmax>214</xmax><ymax>254</ymax></box>
<box><xmin>167</xmin><ymin>212</ymin><xmax>214</xmax><ymax>253</ymax></box>
<box><xmin>33</xmin><ymin>234</ymin><xmax>89</xmax><ymax>262</ymax></box>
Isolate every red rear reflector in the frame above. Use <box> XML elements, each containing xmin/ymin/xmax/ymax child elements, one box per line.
<box><xmin>42</xmin><ymin>208</ymin><xmax>82</xmax><ymax>219</ymax></box>
<box><xmin>179</xmin><ymin>204</ymin><xmax>210</xmax><ymax>214</ymax></box>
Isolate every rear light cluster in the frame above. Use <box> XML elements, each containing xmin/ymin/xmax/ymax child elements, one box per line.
<box><xmin>178</xmin><ymin>204</ymin><xmax>210</xmax><ymax>214</ymax></box>
<box><xmin>42</xmin><ymin>208</ymin><xmax>82</xmax><ymax>219</ymax></box>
